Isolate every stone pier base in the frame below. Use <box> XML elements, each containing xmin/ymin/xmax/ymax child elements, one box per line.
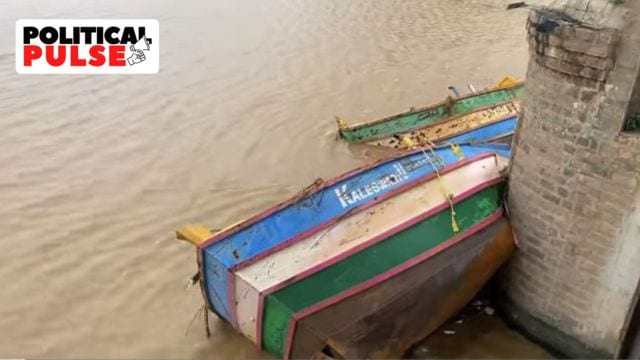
<box><xmin>500</xmin><ymin>0</ymin><xmax>640</xmax><ymax>357</ymax></box>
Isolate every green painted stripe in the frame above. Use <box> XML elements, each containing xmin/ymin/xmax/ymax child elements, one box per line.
<box><xmin>261</xmin><ymin>183</ymin><xmax>504</xmax><ymax>357</ymax></box>
<box><xmin>340</xmin><ymin>85</ymin><xmax>524</xmax><ymax>142</ymax></box>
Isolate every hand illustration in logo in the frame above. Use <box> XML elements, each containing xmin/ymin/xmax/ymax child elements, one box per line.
<box><xmin>127</xmin><ymin>50</ymin><xmax>146</xmax><ymax>65</ymax></box>
<box><xmin>127</xmin><ymin>36</ymin><xmax>151</xmax><ymax>66</ymax></box>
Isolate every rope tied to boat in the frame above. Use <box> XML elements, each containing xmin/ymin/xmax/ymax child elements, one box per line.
<box><xmin>444</xmin><ymin>95</ymin><xmax>455</xmax><ymax>115</ymax></box>
<box><xmin>450</xmin><ymin>143</ymin><xmax>465</xmax><ymax>160</ymax></box>
<box><xmin>335</xmin><ymin>116</ymin><xmax>348</xmax><ymax>129</ymax></box>
<box><xmin>417</xmin><ymin>139</ymin><xmax>460</xmax><ymax>233</ymax></box>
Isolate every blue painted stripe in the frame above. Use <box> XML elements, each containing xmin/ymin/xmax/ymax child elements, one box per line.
<box><xmin>202</xmin><ymin>254</ymin><xmax>232</xmax><ymax>321</ymax></box>
<box><xmin>472</xmin><ymin>143</ymin><xmax>512</xmax><ymax>158</ymax></box>
<box><xmin>202</xmin><ymin>145</ymin><xmax>495</xmax><ymax>322</ymax></box>
<box><xmin>437</xmin><ymin>116</ymin><xmax>517</xmax><ymax>158</ymax></box>
<box><xmin>437</xmin><ymin>116</ymin><xmax>517</xmax><ymax>147</ymax></box>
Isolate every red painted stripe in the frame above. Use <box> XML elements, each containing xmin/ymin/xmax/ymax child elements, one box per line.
<box><xmin>282</xmin><ymin>208</ymin><xmax>504</xmax><ymax>359</ymax></box>
<box><xmin>284</xmin><ymin>318</ymin><xmax>298</xmax><ymax>359</ymax></box>
<box><xmin>233</xmin><ymin>153</ymin><xmax>494</xmax><ymax>271</ymax></box>
<box><xmin>263</xmin><ymin>176</ymin><xmax>503</xmax><ymax>297</ymax></box>
<box><xmin>198</xmin><ymin>150</ymin><xmax>493</xmax><ymax>249</ymax></box>
<box><xmin>230</xmin><ymin>154</ymin><xmax>497</xmax><ymax>332</ymax></box>
<box><xmin>256</xmin><ymin>176</ymin><xmax>503</xmax><ymax>351</ymax></box>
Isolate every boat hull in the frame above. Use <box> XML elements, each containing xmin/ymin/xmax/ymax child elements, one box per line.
<box><xmin>233</xmin><ymin>155</ymin><xmax>507</xmax><ymax>343</ymax></box>
<box><xmin>366</xmin><ymin>101</ymin><xmax>519</xmax><ymax>150</ymax></box>
<box><xmin>199</xmin><ymin>145</ymin><xmax>505</xmax><ymax>324</ymax></box>
<box><xmin>338</xmin><ymin>83</ymin><xmax>523</xmax><ymax>143</ymax></box>
<box><xmin>260</xmin><ymin>182</ymin><xmax>506</xmax><ymax>357</ymax></box>
<box><xmin>288</xmin><ymin>217</ymin><xmax>515</xmax><ymax>359</ymax></box>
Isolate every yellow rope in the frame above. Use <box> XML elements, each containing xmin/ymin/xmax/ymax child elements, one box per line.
<box><xmin>418</xmin><ymin>142</ymin><xmax>460</xmax><ymax>233</ymax></box>
<box><xmin>451</xmin><ymin>143</ymin><xmax>465</xmax><ymax>160</ymax></box>
<box><xmin>401</xmin><ymin>136</ymin><xmax>416</xmax><ymax>149</ymax></box>
<box><xmin>335</xmin><ymin>116</ymin><xmax>348</xmax><ymax>129</ymax></box>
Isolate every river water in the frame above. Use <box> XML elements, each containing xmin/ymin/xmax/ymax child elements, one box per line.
<box><xmin>1</xmin><ymin>0</ymin><xmax>535</xmax><ymax>357</ymax></box>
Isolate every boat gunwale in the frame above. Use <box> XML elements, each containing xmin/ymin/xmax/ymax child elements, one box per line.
<box><xmin>228</xmin><ymin>152</ymin><xmax>498</xmax><ymax>328</ymax></box>
<box><xmin>282</xmin><ymin>206</ymin><xmax>505</xmax><ymax>359</ymax></box>
<box><xmin>355</xmin><ymin>99</ymin><xmax>520</xmax><ymax>145</ymax></box>
<box><xmin>482</xmin><ymin>131</ymin><xmax>515</xmax><ymax>144</ymax></box>
<box><xmin>416</xmin><ymin>113</ymin><xmax>518</xmax><ymax>147</ymax></box>
<box><xmin>338</xmin><ymin>81</ymin><xmax>523</xmax><ymax>133</ymax></box>
<box><xmin>256</xmin><ymin>176</ymin><xmax>504</xmax><ymax>351</ymax></box>
<box><xmin>197</xmin><ymin>149</ymin><xmax>495</xmax><ymax>250</ymax></box>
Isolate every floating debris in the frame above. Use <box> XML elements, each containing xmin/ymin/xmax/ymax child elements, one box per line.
<box><xmin>444</xmin><ymin>330</ymin><xmax>456</xmax><ymax>335</ymax></box>
<box><xmin>484</xmin><ymin>306</ymin><xmax>495</xmax><ymax>316</ymax></box>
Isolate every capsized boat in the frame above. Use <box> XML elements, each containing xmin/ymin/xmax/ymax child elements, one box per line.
<box><xmin>335</xmin><ymin>77</ymin><xmax>523</xmax><ymax>144</ymax></box>
<box><xmin>177</xmin><ymin>145</ymin><xmax>512</xmax><ymax>359</ymax></box>
<box><xmin>287</xmin><ymin>218</ymin><xmax>514</xmax><ymax>359</ymax></box>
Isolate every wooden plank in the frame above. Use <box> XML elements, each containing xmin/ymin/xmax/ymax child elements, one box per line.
<box><xmin>234</xmin><ymin>276</ymin><xmax>260</xmax><ymax>341</ymax></box>
<box><xmin>366</xmin><ymin>101</ymin><xmax>520</xmax><ymax>149</ymax></box>
<box><xmin>289</xmin><ymin>218</ymin><xmax>514</xmax><ymax>359</ymax></box>
<box><xmin>233</xmin><ymin>155</ymin><xmax>506</xmax><ymax>343</ymax></box>
<box><xmin>261</xmin><ymin>183</ymin><xmax>505</xmax><ymax>357</ymax></box>
<box><xmin>290</xmin><ymin>319</ymin><xmax>327</xmax><ymax>360</ymax></box>
<box><xmin>338</xmin><ymin>83</ymin><xmax>524</xmax><ymax>142</ymax></box>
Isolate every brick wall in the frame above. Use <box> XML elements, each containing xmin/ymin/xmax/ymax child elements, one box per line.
<box><xmin>502</xmin><ymin>1</ymin><xmax>640</xmax><ymax>355</ymax></box>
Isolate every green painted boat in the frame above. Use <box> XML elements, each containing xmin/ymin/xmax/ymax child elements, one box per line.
<box><xmin>288</xmin><ymin>218</ymin><xmax>514</xmax><ymax>359</ymax></box>
<box><xmin>261</xmin><ymin>182</ymin><xmax>505</xmax><ymax>357</ymax></box>
<box><xmin>336</xmin><ymin>80</ymin><xmax>524</xmax><ymax>143</ymax></box>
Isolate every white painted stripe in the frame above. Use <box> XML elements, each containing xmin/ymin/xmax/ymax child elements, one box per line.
<box><xmin>233</xmin><ymin>155</ymin><xmax>507</xmax><ymax>344</ymax></box>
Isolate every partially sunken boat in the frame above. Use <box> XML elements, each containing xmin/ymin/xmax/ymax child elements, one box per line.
<box><xmin>177</xmin><ymin>145</ymin><xmax>514</xmax><ymax>359</ymax></box>
<box><xmin>336</xmin><ymin>77</ymin><xmax>523</xmax><ymax>147</ymax></box>
<box><xmin>372</xmin><ymin>100</ymin><xmax>519</xmax><ymax>153</ymax></box>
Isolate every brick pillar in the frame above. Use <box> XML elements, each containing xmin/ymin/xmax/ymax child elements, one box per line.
<box><xmin>500</xmin><ymin>1</ymin><xmax>640</xmax><ymax>357</ymax></box>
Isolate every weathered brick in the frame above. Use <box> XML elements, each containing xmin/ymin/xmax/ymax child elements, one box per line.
<box><xmin>558</xmin><ymin>187</ymin><xmax>570</xmax><ymax>198</ymax></box>
<box><xmin>540</xmin><ymin>178</ymin><xmax>555</xmax><ymax>190</ymax></box>
<box><xmin>561</xmin><ymin>33</ymin><xmax>615</xmax><ymax>58</ymax></box>
<box><xmin>610</xmin><ymin>171</ymin><xmax>638</xmax><ymax>188</ymax></box>
<box><xmin>563</xmin><ymin>167</ymin><xmax>575</xmax><ymax>177</ymax></box>
<box><xmin>565</xmin><ymin>0</ymin><xmax>590</xmax><ymax>12</ymax></box>
<box><xmin>561</xmin><ymin>199</ymin><xmax>575</xmax><ymax>211</ymax></box>
<box><xmin>576</xmin><ymin>135</ymin><xmax>599</xmax><ymax>149</ymax></box>
<box><xmin>537</xmin><ymin>56</ymin><xmax>609</xmax><ymax>81</ymax></box>
<box><xmin>542</xmin><ymin>191</ymin><xmax>562</xmax><ymax>205</ymax></box>
<box><xmin>503</xmin><ymin>3</ymin><xmax>640</xmax><ymax>355</ymax></box>
<box><xmin>544</xmin><ymin>45</ymin><xmax>615</xmax><ymax>71</ymax></box>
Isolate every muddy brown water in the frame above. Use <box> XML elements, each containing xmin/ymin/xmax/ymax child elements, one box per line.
<box><xmin>1</xmin><ymin>0</ymin><xmax>546</xmax><ymax>358</ymax></box>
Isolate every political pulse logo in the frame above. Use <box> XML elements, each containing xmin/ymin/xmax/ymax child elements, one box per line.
<box><xmin>15</xmin><ymin>19</ymin><xmax>159</xmax><ymax>74</ymax></box>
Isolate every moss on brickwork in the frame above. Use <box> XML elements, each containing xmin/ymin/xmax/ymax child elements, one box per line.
<box><xmin>624</xmin><ymin>112</ymin><xmax>640</xmax><ymax>132</ymax></box>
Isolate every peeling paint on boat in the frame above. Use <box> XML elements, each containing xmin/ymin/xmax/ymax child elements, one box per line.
<box><xmin>368</xmin><ymin>101</ymin><xmax>520</xmax><ymax>149</ymax></box>
<box><xmin>233</xmin><ymin>155</ymin><xmax>507</xmax><ymax>343</ymax></box>
<box><xmin>198</xmin><ymin>145</ymin><xmax>506</xmax><ymax>323</ymax></box>
<box><xmin>338</xmin><ymin>83</ymin><xmax>524</xmax><ymax>143</ymax></box>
